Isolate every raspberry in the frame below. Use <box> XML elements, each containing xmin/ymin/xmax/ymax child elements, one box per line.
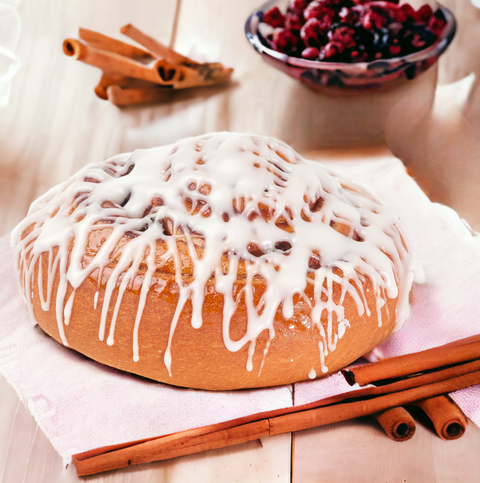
<box><xmin>303</xmin><ymin>1</ymin><xmax>336</xmax><ymax>30</ymax></box>
<box><xmin>411</xmin><ymin>33</ymin><xmax>426</xmax><ymax>49</ymax></box>
<box><xmin>301</xmin><ymin>46</ymin><xmax>321</xmax><ymax>59</ymax></box>
<box><xmin>309</xmin><ymin>0</ymin><xmax>344</xmax><ymax>6</ymax></box>
<box><xmin>391</xmin><ymin>5</ymin><xmax>407</xmax><ymax>23</ymax></box>
<box><xmin>291</xmin><ymin>0</ymin><xmax>312</xmax><ymax>10</ymax></box>
<box><xmin>260</xmin><ymin>0</ymin><xmax>446</xmax><ymax>63</ymax></box>
<box><xmin>273</xmin><ymin>29</ymin><xmax>300</xmax><ymax>53</ymax></box>
<box><xmin>286</xmin><ymin>8</ymin><xmax>305</xmax><ymax>30</ymax></box>
<box><xmin>399</xmin><ymin>3</ymin><xmax>415</xmax><ymax>20</ymax></box>
<box><xmin>328</xmin><ymin>26</ymin><xmax>356</xmax><ymax>49</ymax></box>
<box><xmin>364</xmin><ymin>3</ymin><xmax>392</xmax><ymax>28</ymax></box>
<box><xmin>301</xmin><ymin>18</ymin><xmax>326</xmax><ymax>47</ymax></box>
<box><xmin>339</xmin><ymin>6</ymin><xmax>361</xmax><ymax>25</ymax></box>
<box><xmin>428</xmin><ymin>14</ymin><xmax>446</xmax><ymax>35</ymax></box>
<box><xmin>350</xmin><ymin>50</ymin><xmax>369</xmax><ymax>61</ymax></box>
<box><xmin>303</xmin><ymin>0</ymin><xmax>320</xmax><ymax>19</ymax></box>
<box><xmin>263</xmin><ymin>7</ymin><xmax>286</xmax><ymax>28</ymax></box>
<box><xmin>362</xmin><ymin>11</ymin><xmax>374</xmax><ymax>30</ymax></box>
<box><xmin>368</xmin><ymin>1</ymin><xmax>396</xmax><ymax>9</ymax></box>
<box><xmin>388</xmin><ymin>21</ymin><xmax>403</xmax><ymax>36</ymax></box>
<box><xmin>389</xmin><ymin>45</ymin><xmax>401</xmax><ymax>55</ymax></box>
<box><xmin>415</xmin><ymin>4</ymin><xmax>433</xmax><ymax>24</ymax></box>
<box><xmin>322</xmin><ymin>41</ymin><xmax>344</xmax><ymax>59</ymax></box>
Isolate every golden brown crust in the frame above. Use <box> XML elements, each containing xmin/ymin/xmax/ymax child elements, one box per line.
<box><xmin>14</xmin><ymin>133</ymin><xmax>416</xmax><ymax>391</ymax></box>
<box><xmin>28</xmin><ymin>249</ymin><xmax>398</xmax><ymax>390</ymax></box>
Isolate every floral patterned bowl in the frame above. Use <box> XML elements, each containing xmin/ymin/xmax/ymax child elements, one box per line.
<box><xmin>244</xmin><ymin>0</ymin><xmax>456</xmax><ymax>91</ymax></box>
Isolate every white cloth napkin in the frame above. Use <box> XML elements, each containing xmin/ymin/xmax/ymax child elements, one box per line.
<box><xmin>1</xmin><ymin>155</ymin><xmax>480</xmax><ymax>463</ymax></box>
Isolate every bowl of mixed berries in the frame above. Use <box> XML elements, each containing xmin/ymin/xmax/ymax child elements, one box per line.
<box><xmin>245</xmin><ymin>0</ymin><xmax>455</xmax><ymax>90</ymax></box>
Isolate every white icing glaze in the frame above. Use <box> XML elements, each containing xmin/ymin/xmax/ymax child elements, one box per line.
<box><xmin>12</xmin><ymin>132</ymin><xmax>423</xmax><ymax>379</ymax></box>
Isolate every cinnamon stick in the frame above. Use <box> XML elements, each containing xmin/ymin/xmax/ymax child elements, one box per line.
<box><xmin>372</xmin><ymin>407</ymin><xmax>416</xmax><ymax>442</ymax></box>
<box><xmin>73</xmin><ymin>369</ymin><xmax>480</xmax><ymax>476</ymax></box>
<box><xmin>174</xmin><ymin>63</ymin><xmax>233</xmax><ymax>89</ymax></box>
<box><xmin>94</xmin><ymin>73</ymin><xmax>155</xmax><ymax>100</ymax></box>
<box><xmin>413</xmin><ymin>395</ymin><xmax>467</xmax><ymax>440</ymax></box>
<box><xmin>64</xmin><ymin>25</ymin><xmax>233</xmax><ymax>104</ymax></box>
<box><xmin>268</xmin><ymin>370</ymin><xmax>480</xmax><ymax>435</ymax></box>
<box><xmin>343</xmin><ymin>337</ymin><xmax>480</xmax><ymax>386</ymax></box>
<box><xmin>76</xmin><ymin>357</ymin><xmax>480</xmax><ymax>467</ymax></box>
<box><xmin>79</xmin><ymin>28</ymin><xmax>154</xmax><ymax>64</ymax></box>
<box><xmin>106</xmin><ymin>85</ymin><xmax>171</xmax><ymax>106</ymax></box>
<box><xmin>155</xmin><ymin>60</ymin><xmax>232</xmax><ymax>89</ymax></box>
<box><xmin>64</xmin><ymin>39</ymin><xmax>227</xmax><ymax>91</ymax></box>
<box><xmin>120</xmin><ymin>23</ymin><xmax>193</xmax><ymax>65</ymax></box>
<box><xmin>120</xmin><ymin>24</ymin><xmax>233</xmax><ymax>88</ymax></box>
<box><xmin>74</xmin><ymin>420</ymin><xmax>268</xmax><ymax>476</ymax></box>
<box><xmin>63</xmin><ymin>38</ymin><xmax>162</xmax><ymax>84</ymax></box>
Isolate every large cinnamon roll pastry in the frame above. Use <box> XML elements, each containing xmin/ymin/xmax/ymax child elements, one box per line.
<box><xmin>12</xmin><ymin>132</ymin><xmax>422</xmax><ymax>390</ymax></box>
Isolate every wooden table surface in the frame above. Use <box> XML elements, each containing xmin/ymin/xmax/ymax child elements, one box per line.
<box><xmin>1</xmin><ymin>0</ymin><xmax>480</xmax><ymax>482</ymax></box>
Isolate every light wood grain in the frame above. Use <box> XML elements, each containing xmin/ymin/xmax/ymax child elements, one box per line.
<box><xmin>293</xmin><ymin>416</ymin><xmax>480</xmax><ymax>483</ymax></box>
<box><xmin>172</xmin><ymin>0</ymin><xmax>480</xmax><ymax>233</ymax></box>
<box><xmin>0</xmin><ymin>0</ymin><xmax>180</xmax><ymax>237</ymax></box>
<box><xmin>173</xmin><ymin>0</ymin><xmax>439</xmax><ymax>150</ymax></box>
<box><xmin>380</xmin><ymin>0</ymin><xmax>480</xmax><ymax>233</ymax></box>
<box><xmin>0</xmin><ymin>1</ymin><xmax>294</xmax><ymax>481</ymax></box>
<box><xmin>438</xmin><ymin>0</ymin><xmax>480</xmax><ymax>140</ymax></box>
<box><xmin>1</xmin><ymin>0</ymin><xmax>480</xmax><ymax>482</ymax></box>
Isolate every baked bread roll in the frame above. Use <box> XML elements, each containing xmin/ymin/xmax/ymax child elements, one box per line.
<box><xmin>12</xmin><ymin>133</ymin><xmax>422</xmax><ymax>390</ymax></box>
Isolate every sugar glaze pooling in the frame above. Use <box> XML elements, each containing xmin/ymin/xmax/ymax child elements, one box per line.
<box><xmin>12</xmin><ymin>133</ymin><xmax>423</xmax><ymax>378</ymax></box>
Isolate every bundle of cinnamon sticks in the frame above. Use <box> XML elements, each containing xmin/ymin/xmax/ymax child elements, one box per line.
<box><xmin>73</xmin><ymin>334</ymin><xmax>480</xmax><ymax>477</ymax></box>
<box><xmin>63</xmin><ymin>25</ymin><xmax>233</xmax><ymax>106</ymax></box>
<box><xmin>372</xmin><ymin>395</ymin><xmax>467</xmax><ymax>442</ymax></box>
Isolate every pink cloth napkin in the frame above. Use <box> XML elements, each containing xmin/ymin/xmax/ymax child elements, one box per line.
<box><xmin>295</xmin><ymin>158</ymin><xmax>480</xmax><ymax>422</ymax></box>
<box><xmin>0</xmin><ymin>237</ymin><xmax>293</xmax><ymax>463</ymax></box>
<box><xmin>1</xmin><ymin>155</ymin><xmax>479</xmax><ymax>463</ymax></box>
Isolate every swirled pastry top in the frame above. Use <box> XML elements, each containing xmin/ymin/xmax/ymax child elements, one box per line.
<box><xmin>12</xmin><ymin>132</ymin><xmax>423</xmax><ymax>377</ymax></box>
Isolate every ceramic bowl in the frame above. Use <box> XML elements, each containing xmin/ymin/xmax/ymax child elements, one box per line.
<box><xmin>245</xmin><ymin>0</ymin><xmax>456</xmax><ymax>91</ymax></box>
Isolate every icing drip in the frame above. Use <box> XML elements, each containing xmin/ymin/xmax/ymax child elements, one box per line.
<box><xmin>12</xmin><ymin>132</ymin><xmax>423</xmax><ymax>377</ymax></box>
<box><xmin>63</xmin><ymin>291</ymin><xmax>75</xmax><ymax>326</ymax></box>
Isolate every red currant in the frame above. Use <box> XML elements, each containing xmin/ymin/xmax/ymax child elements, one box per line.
<box><xmin>273</xmin><ymin>29</ymin><xmax>300</xmax><ymax>53</ymax></box>
<box><xmin>301</xmin><ymin>46</ymin><xmax>321</xmax><ymax>59</ymax></box>
<box><xmin>415</xmin><ymin>4</ymin><xmax>433</xmax><ymax>24</ymax></box>
<box><xmin>263</xmin><ymin>7</ymin><xmax>286</xmax><ymax>28</ymax></box>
